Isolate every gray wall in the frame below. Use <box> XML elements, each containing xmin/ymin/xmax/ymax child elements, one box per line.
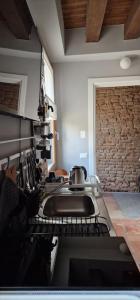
<box><xmin>0</xmin><ymin>114</ymin><xmax>31</xmax><ymax>159</ymax></box>
<box><xmin>0</xmin><ymin>55</ymin><xmax>40</xmax><ymax>120</ymax></box>
<box><xmin>0</xmin><ymin>24</ymin><xmax>41</xmax><ymax>160</ymax></box>
<box><xmin>0</xmin><ymin>22</ymin><xmax>41</xmax><ymax>53</ymax></box>
<box><xmin>0</xmin><ymin>23</ymin><xmax>41</xmax><ymax>120</ymax></box>
<box><xmin>53</xmin><ymin>58</ymin><xmax>140</xmax><ymax>174</ymax></box>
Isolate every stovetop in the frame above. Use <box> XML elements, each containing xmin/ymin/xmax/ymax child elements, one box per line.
<box><xmin>52</xmin><ymin>237</ymin><xmax>140</xmax><ymax>289</ymax></box>
<box><xmin>0</xmin><ymin>236</ymin><xmax>140</xmax><ymax>290</ymax></box>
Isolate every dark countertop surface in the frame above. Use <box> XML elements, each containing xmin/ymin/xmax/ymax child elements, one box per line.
<box><xmin>52</xmin><ymin>237</ymin><xmax>140</xmax><ymax>289</ymax></box>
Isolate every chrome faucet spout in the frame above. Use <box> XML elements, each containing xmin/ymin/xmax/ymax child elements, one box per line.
<box><xmin>41</xmin><ymin>180</ymin><xmax>71</xmax><ymax>200</ymax></box>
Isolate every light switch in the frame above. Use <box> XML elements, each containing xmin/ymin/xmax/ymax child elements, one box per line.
<box><xmin>80</xmin><ymin>152</ymin><xmax>87</xmax><ymax>159</ymax></box>
<box><xmin>80</xmin><ymin>130</ymin><xmax>86</xmax><ymax>139</ymax></box>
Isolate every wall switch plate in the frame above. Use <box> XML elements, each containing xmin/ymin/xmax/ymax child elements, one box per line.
<box><xmin>80</xmin><ymin>130</ymin><xmax>86</xmax><ymax>139</ymax></box>
<box><xmin>80</xmin><ymin>152</ymin><xmax>87</xmax><ymax>159</ymax></box>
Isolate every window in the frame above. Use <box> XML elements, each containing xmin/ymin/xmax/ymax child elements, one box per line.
<box><xmin>42</xmin><ymin>49</ymin><xmax>54</xmax><ymax>102</ymax></box>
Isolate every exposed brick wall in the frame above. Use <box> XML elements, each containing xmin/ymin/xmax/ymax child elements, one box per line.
<box><xmin>96</xmin><ymin>86</ymin><xmax>140</xmax><ymax>192</ymax></box>
<box><xmin>0</xmin><ymin>82</ymin><xmax>20</xmax><ymax>111</ymax></box>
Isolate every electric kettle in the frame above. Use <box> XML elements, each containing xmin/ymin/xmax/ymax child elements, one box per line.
<box><xmin>69</xmin><ymin>165</ymin><xmax>87</xmax><ymax>185</ymax></box>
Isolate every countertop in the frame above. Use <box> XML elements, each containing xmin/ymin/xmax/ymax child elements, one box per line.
<box><xmin>51</xmin><ymin>237</ymin><xmax>140</xmax><ymax>289</ymax></box>
<box><xmin>38</xmin><ymin>182</ymin><xmax>116</xmax><ymax>235</ymax></box>
<box><xmin>96</xmin><ymin>195</ymin><xmax>116</xmax><ymax>236</ymax></box>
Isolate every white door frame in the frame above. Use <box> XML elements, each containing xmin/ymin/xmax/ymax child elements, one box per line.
<box><xmin>88</xmin><ymin>76</ymin><xmax>140</xmax><ymax>176</ymax></box>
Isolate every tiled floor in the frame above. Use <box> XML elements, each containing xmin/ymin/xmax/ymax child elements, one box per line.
<box><xmin>103</xmin><ymin>192</ymin><xmax>140</xmax><ymax>270</ymax></box>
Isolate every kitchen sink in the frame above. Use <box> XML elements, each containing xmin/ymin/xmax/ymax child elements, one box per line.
<box><xmin>43</xmin><ymin>194</ymin><xmax>95</xmax><ymax>217</ymax></box>
<box><xmin>39</xmin><ymin>191</ymin><xmax>99</xmax><ymax>220</ymax></box>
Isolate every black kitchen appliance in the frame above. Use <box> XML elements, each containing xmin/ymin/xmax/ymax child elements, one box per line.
<box><xmin>52</xmin><ymin>237</ymin><xmax>140</xmax><ymax>289</ymax></box>
<box><xmin>69</xmin><ymin>258</ymin><xmax>140</xmax><ymax>288</ymax></box>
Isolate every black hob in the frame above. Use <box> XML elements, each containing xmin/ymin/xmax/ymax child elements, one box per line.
<box><xmin>52</xmin><ymin>237</ymin><xmax>140</xmax><ymax>289</ymax></box>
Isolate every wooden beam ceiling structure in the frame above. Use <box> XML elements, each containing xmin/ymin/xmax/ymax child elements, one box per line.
<box><xmin>0</xmin><ymin>0</ymin><xmax>33</xmax><ymax>39</ymax></box>
<box><xmin>62</xmin><ymin>0</ymin><xmax>140</xmax><ymax>42</ymax></box>
<box><xmin>62</xmin><ymin>0</ymin><xmax>133</xmax><ymax>29</ymax></box>
<box><xmin>86</xmin><ymin>0</ymin><xmax>108</xmax><ymax>42</ymax></box>
<box><xmin>124</xmin><ymin>0</ymin><xmax>140</xmax><ymax>39</ymax></box>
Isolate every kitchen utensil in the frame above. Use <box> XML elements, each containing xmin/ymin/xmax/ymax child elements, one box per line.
<box><xmin>27</xmin><ymin>154</ymin><xmax>35</xmax><ymax>190</ymax></box>
<box><xmin>30</xmin><ymin>150</ymin><xmax>37</xmax><ymax>188</ymax></box>
<box><xmin>24</xmin><ymin>155</ymin><xmax>31</xmax><ymax>193</ymax></box>
<box><xmin>18</xmin><ymin>162</ymin><xmax>24</xmax><ymax>189</ymax></box>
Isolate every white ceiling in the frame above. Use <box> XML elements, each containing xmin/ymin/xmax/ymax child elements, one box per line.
<box><xmin>26</xmin><ymin>0</ymin><xmax>65</xmax><ymax>62</ymax></box>
<box><xmin>27</xmin><ymin>0</ymin><xmax>140</xmax><ymax>64</ymax></box>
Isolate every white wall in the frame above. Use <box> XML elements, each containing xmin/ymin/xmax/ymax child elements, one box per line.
<box><xmin>27</xmin><ymin>0</ymin><xmax>65</xmax><ymax>63</ymax></box>
<box><xmin>53</xmin><ymin>58</ymin><xmax>140</xmax><ymax>174</ymax></box>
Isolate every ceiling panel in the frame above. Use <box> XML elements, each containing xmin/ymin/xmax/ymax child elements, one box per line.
<box><xmin>104</xmin><ymin>0</ymin><xmax>133</xmax><ymax>25</ymax></box>
<box><xmin>61</xmin><ymin>0</ymin><xmax>87</xmax><ymax>28</ymax></box>
<box><xmin>61</xmin><ymin>0</ymin><xmax>133</xmax><ymax>29</ymax></box>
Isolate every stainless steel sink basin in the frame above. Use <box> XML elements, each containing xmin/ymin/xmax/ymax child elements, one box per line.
<box><xmin>43</xmin><ymin>194</ymin><xmax>95</xmax><ymax>217</ymax></box>
<box><xmin>39</xmin><ymin>191</ymin><xmax>99</xmax><ymax>221</ymax></box>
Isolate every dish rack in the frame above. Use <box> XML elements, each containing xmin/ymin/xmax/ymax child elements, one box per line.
<box><xmin>28</xmin><ymin>214</ymin><xmax>110</xmax><ymax>237</ymax></box>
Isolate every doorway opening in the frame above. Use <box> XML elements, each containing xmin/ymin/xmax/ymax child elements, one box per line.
<box><xmin>88</xmin><ymin>76</ymin><xmax>140</xmax><ymax>192</ymax></box>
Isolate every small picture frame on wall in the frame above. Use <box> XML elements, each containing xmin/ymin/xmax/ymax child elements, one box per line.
<box><xmin>0</xmin><ymin>72</ymin><xmax>27</xmax><ymax>117</ymax></box>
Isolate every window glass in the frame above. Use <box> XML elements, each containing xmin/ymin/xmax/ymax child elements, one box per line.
<box><xmin>42</xmin><ymin>49</ymin><xmax>54</xmax><ymax>102</ymax></box>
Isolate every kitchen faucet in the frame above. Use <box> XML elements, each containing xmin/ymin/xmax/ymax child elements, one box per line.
<box><xmin>41</xmin><ymin>179</ymin><xmax>71</xmax><ymax>200</ymax></box>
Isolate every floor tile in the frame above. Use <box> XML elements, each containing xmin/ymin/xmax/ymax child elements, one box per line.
<box><xmin>104</xmin><ymin>192</ymin><xmax>140</xmax><ymax>270</ymax></box>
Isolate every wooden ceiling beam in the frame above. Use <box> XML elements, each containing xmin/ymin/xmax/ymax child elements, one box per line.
<box><xmin>124</xmin><ymin>0</ymin><xmax>140</xmax><ymax>39</ymax></box>
<box><xmin>0</xmin><ymin>0</ymin><xmax>33</xmax><ymax>39</ymax></box>
<box><xmin>86</xmin><ymin>0</ymin><xmax>108</xmax><ymax>42</ymax></box>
